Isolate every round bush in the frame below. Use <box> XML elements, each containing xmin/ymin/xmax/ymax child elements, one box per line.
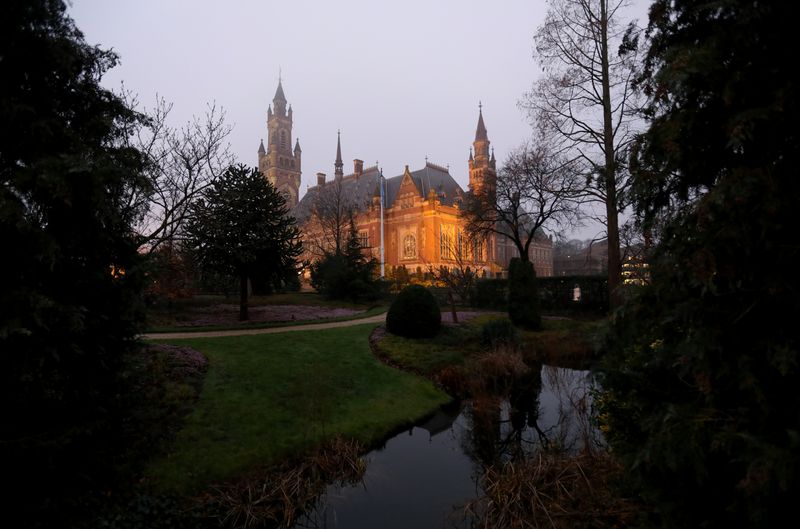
<box><xmin>386</xmin><ymin>284</ymin><xmax>441</xmax><ymax>338</ymax></box>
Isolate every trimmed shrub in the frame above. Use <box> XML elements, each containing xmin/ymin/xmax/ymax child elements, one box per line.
<box><xmin>507</xmin><ymin>258</ymin><xmax>541</xmax><ymax>330</ymax></box>
<box><xmin>386</xmin><ymin>284</ymin><xmax>441</xmax><ymax>338</ymax></box>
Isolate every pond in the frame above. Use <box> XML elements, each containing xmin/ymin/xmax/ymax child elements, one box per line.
<box><xmin>293</xmin><ymin>365</ymin><xmax>600</xmax><ymax>529</ymax></box>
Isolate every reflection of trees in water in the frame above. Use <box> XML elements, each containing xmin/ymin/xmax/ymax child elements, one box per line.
<box><xmin>461</xmin><ymin>362</ymin><xmax>545</xmax><ymax>467</ymax></box>
<box><xmin>460</xmin><ymin>363</ymin><xmax>600</xmax><ymax>469</ymax></box>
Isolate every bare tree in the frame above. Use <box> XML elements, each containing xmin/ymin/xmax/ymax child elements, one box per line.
<box><xmin>462</xmin><ymin>131</ymin><xmax>584</xmax><ymax>267</ymax></box>
<box><xmin>306</xmin><ymin>177</ymin><xmax>363</xmax><ymax>258</ymax></box>
<box><xmin>522</xmin><ymin>0</ymin><xmax>642</xmax><ymax>306</ymax></box>
<box><xmin>425</xmin><ymin>238</ymin><xmax>480</xmax><ymax>324</ymax></box>
<box><xmin>120</xmin><ymin>89</ymin><xmax>233</xmax><ymax>253</ymax></box>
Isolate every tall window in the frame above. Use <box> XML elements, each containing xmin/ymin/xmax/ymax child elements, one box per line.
<box><xmin>358</xmin><ymin>231</ymin><xmax>369</xmax><ymax>248</ymax></box>
<box><xmin>280</xmin><ymin>130</ymin><xmax>286</xmax><ymax>149</ymax></box>
<box><xmin>473</xmin><ymin>238</ymin><xmax>484</xmax><ymax>261</ymax></box>
<box><xmin>403</xmin><ymin>234</ymin><xmax>416</xmax><ymax>259</ymax></box>
<box><xmin>440</xmin><ymin>231</ymin><xmax>452</xmax><ymax>259</ymax></box>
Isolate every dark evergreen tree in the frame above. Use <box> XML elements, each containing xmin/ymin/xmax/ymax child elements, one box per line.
<box><xmin>309</xmin><ymin>217</ymin><xmax>379</xmax><ymax>302</ymax></box>
<box><xmin>185</xmin><ymin>164</ymin><xmax>302</xmax><ymax>320</ymax></box>
<box><xmin>599</xmin><ymin>1</ymin><xmax>800</xmax><ymax>527</ymax></box>
<box><xmin>507</xmin><ymin>258</ymin><xmax>541</xmax><ymax>330</ymax></box>
<box><xmin>0</xmin><ymin>0</ymin><xmax>149</xmax><ymax>523</ymax></box>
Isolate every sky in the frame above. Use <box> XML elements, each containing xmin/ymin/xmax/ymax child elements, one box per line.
<box><xmin>68</xmin><ymin>0</ymin><xmax>648</xmax><ymax>241</ymax></box>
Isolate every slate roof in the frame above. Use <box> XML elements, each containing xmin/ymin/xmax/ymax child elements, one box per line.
<box><xmin>293</xmin><ymin>162</ymin><xmax>465</xmax><ymax>223</ymax></box>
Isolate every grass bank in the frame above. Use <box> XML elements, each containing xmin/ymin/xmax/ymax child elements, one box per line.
<box><xmin>147</xmin><ymin>323</ymin><xmax>449</xmax><ymax>494</ymax></box>
<box><xmin>376</xmin><ymin>314</ymin><xmax>604</xmax><ymax>379</ymax></box>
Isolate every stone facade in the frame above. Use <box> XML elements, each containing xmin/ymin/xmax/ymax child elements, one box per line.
<box><xmin>257</xmin><ymin>79</ymin><xmax>302</xmax><ymax>207</ymax></box>
<box><xmin>258</xmin><ymin>81</ymin><xmax>553</xmax><ymax>277</ymax></box>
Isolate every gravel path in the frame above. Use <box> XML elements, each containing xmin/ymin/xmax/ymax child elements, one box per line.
<box><xmin>141</xmin><ymin>310</ymin><xmax>501</xmax><ymax>340</ymax></box>
<box><xmin>141</xmin><ymin>312</ymin><xmax>387</xmax><ymax>340</ymax></box>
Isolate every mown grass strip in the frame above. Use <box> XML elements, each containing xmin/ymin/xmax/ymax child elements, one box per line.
<box><xmin>146</xmin><ymin>323</ymin><xmax>449</xmax><ymax>493</ymax></box>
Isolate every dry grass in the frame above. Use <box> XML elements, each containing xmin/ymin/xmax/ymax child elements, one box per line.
<box><xmin>211</xmin><ymin>437</ymin><xmax>366</xmax><ymax>529</ymax></box>
<box><xmin>465</xmin><ymin>448</ymin><xmax>635</xmax><ymax>529</ymax></box>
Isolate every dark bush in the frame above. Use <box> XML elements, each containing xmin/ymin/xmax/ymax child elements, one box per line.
<box><xmin>480</xmin><ymin>317</ymin><xmax>519</xmax><ymax>349</ymax></box>
<box><xmin>507</xmin><ymin>258</ymin><xmax>541</xmax><ymax>330</ymax></box>
<box><xmin>386</xmin><ymin>285</ymin><xmax>441</xmax><ymax>338</ymax></box>
<box><xmin>473</xmin><ymin>278</ymin><xmax>508</xmax><ymax>310</ymax></box>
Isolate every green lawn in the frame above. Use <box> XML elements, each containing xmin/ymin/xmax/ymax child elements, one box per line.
<box><xmin>147</xmin><ymin>323</ymin><xmax>449</xmax><ymax>493</ymax></box>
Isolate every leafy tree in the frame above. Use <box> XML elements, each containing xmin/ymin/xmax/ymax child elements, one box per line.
<box><xmin>523</xmin><ymin>0</ymin><xmax>643</xmax><ymax>307</ymax></box>
<box><xmin>310</xmin><ymin>217</ymin><xmax>379</xmax><ymax>302</ymax></box>
<box><xmin>185</xmin><ymin>164</ymin><xmax>301</xmax><ymax>320</ymax></box>
<box><xmin>599</xmin><ymin>1</ymin><xmax>800</xmax><ymax>527</ymax></box>
<box><xmin>0</xmin><ymin>0</ymin><xmax>148</xmax><ymax>522</ymax></box>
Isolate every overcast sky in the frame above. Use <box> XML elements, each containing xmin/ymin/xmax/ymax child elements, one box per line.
<box><xmin>68</xmin><ymin>0</ymin><xmax>648</xmax><ymax>241</ymax></box>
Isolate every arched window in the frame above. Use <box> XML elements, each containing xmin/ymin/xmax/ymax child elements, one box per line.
<box><xmin>280</xmin><ymin>130</ymin><xmax>286</xmax><ymax>149</ymax></box>
<box><xmin>403</xmin><ymin>234</ymin><xmax>416</xmax><ymax>259</ymax></box>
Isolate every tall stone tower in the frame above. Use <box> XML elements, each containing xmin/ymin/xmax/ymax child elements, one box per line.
<box><xmin>258</xmin><ymin>78</ymin><xmax>302</xmax><ymax>207</ymax></box>
<box><xmin>468</xmin><ymin>103</ymin><xmax>497</xmax><ymax>200</ymax></box>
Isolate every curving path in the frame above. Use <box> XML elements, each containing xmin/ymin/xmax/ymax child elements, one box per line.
<box><xmin>141</xmin><ymin>312</ymin><xmax>387</xmax><ymax>340</ymax></box>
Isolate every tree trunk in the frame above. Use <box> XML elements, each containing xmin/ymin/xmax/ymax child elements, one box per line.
<box><xmin>448</xmin><ymin>291</ymin><xmax>458</xmax><ymax>324</ymax></box>
<box><xmin>600</xmin><ymin>0</ymin><xmax>622</xmax><ymax>309</ymax></box>
<box><xmin>239</xmin><ymin>273</ymin><xmax>249</xmax><ymax>321</ymax></box>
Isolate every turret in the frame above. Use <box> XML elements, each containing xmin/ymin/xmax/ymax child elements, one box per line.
<box><xmin>334</xmin><ymin>130</ymin><xmax>344</xmax><ymax>179</ymax></box>
<box><xmin>469</xmin><ymin>102</ymin><xmax>496</xmax><ymax>200</ymax></box>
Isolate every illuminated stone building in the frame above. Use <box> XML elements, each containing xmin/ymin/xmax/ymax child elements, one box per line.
<box><xmin>257</xmin><ymin>81</ymin><xmax>553</xmax><ymax>277</ymax></box>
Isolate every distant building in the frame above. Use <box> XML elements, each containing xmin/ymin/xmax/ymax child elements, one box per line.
<box><xmin>257</xmin><ymin>81</ymin><xmax>553</xmax><ymax>277</ymax></box>
<box><xmin>553</xmin><ymin>239</ymin><xmax>608</xmax><ymax>276</ymax></box>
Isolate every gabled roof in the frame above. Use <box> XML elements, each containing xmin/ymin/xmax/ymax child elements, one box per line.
<box><xmin>293</xmin><ymin>162</ymin><xmax>465</xmax><ymax>222</ymax></box>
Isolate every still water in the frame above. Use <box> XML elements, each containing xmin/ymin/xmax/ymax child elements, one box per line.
<box><xmin>294</xmin><ymin>366</ymin><xmax>597</xmax><ymax>529</ymax></box>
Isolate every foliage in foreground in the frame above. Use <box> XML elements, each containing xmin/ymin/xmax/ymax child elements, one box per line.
<box><xmin>466</xmin><ymin>448</ymin><xmax>634</xmax><ymax>529</ymax></box>
<box><xmin>1</xmin><ymin>1</ymin><xmax>149</xmax><ymax>524</ymax></box>
<box><xmin>599</xmin><ymin>1</ymin><xmax>800</xmax><ymax>527</ymax></box>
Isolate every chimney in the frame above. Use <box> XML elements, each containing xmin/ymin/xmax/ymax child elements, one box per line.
<box><xmin>316</xmin><ymin>172</ymin><xmax>326</xmax><ymax>186</ymax></box>
<box><xmin>353</xmin><ymin>159</ymin><xmax>364</xmax><ymax>177</ymax></box>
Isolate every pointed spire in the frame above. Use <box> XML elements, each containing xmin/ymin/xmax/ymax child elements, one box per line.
<box><xmin>475</xmin><ymin>101</ymin><xmax>488</xmax><ymax>142</ymax></box>
<box><xmin>469</xmin><ymin>147</ymin><xmax>474</xmax><ymax>161</ymax></box>
<box><xmin>490</xmin><ymin>147</ymin><xmax>495</xmax><ymax>162</ymax></box>
<box><xmin>258</xmin><ymin>139</ymin><xmax>266</xmax><ymax>154</ymax></box>
<box><xmin>294</xmin><ymin>138</ymin><xmax>301</xmax><ymax>153</ymax></box>
<box><xmin>273</xmin><ymin>78</ymin><xmax>287</xmax><ymax>104</ymax></box>
<box><xmin>334</xmin><ymin>130</ymin><xmax>344</xmax><ymax>178</ymax></box>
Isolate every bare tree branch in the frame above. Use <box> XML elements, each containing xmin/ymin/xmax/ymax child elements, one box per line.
<box><xmin>521</xmin><ymin>0</ymin><xmax>644</xmax><ymax>306</ymax></box>
<box><xmin>462</xmin><ymin>125</ymin><xmax>584</xmax><ymax>265</ymax></box>
<box><xmin>119</xmin><ymin>87</ymin><xmax>234</xmax><ymax>253</ymax></box>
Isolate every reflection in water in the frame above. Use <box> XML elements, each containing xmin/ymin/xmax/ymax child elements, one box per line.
<box><xmin>294</xmin><ymin>366</ymin><xmax>598</xmax><ymax>529</ymax></box>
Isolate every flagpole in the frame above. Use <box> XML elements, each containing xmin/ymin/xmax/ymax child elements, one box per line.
<box><xmin>380</xmin><ymin>169</ymin><xmax>385</xmax><ymax>278</ymax></box>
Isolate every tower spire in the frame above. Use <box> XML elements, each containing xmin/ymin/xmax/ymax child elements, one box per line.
<box><xmin>335</xmin><ymin>130</ymin><xmax>344</xmax><ymax>179</ymax></box>
<box><xmin>475</xmin><ymin>101</ymin><xmax>488</xmax><ymax>142</ymax></box>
